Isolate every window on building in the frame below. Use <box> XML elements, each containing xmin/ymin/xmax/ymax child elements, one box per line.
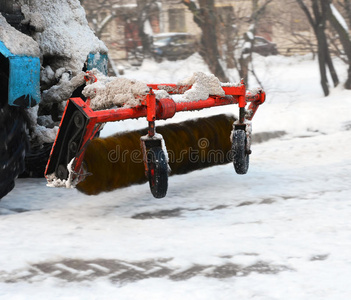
<box><xmin>169</xmin><ymin>9</ymin><xmax>186</xmax><ymax>32</ymax></box>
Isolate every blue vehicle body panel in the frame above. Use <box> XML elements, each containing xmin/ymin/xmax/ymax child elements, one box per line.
<box><xmin>87</xmin><ymin>53</ymin><xmax>108</xmax><ymax>75</ymax></box>
<box><xmin>0</xmin><ymin>41</ymin><xmax>12</xmax><ymax>57</ymax></box>
<box><xmin>1</xmin><ymin>39</ymin><xmax>108</xmax><ymax>107</ymax></box>
<box><xmin>0</xmin><ymin>41</ymin><xmax>41</xmax><ymax>108</ymax></box>
<box><xmin>8</xmin><ymin>56</ymin><xmax>41</xmax><ymax>107</ymax></box>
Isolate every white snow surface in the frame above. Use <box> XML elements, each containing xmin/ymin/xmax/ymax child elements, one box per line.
<box><xmin>1</xmin><ymin>53</ymin><xmax>351</xmax><ymax>299</ymax></box>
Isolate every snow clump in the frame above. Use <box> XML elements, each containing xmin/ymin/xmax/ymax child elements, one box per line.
<box><xmin>82</xmin><ymin>69</ymin><xmax>149</xmax><ymax>110</ymax></box>
<box><xmin>46</xmin><ymin>159</ymin><xmax>77</xmax><ymax>189</ymax></box>
<box><xmin>41</xmin><ymin>71</ymin><xmax>86</xmax><ymax>104</ymax></box>
<box><xmin>154</xmin><ymin>89</ymin><xmax>170</xmax><ymax>100</ymax></box>
<box><xmin>25</xmin><ymin>105</ymin><xmax>59</xmax><ymax>144</ymax></box>
<box><xmin>179</xmin><ymin>72</ymin><xmax>225</xmax><ymax>101</ymax></box>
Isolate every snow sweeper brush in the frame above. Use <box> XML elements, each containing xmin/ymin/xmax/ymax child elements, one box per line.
<box><xmin>75</xmin><ymin>113</ymin><xmax>236</xmax><ymax>196</ymax></box>
<box><xmin>44</xmin><ymin>71</ymin><xmax>266</xmax><ymax>198</ymax></box>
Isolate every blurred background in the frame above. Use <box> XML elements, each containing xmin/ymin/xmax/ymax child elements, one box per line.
<box><xmin>79</xmin><ymin>0</ymin><xmax>351</xmax><ymax>96</ymax></box>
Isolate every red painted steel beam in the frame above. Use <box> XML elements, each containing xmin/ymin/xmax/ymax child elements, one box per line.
<box><xmin>147</xmin><ymin>84</ymin><xmax>246</xmax><ymax>96</ymax></box>
<box><xmin>70</xmin><ymin>86</ymin><xmax>262</xmax><ymax>125</ymax></box>
<box><xmin>70</xmin><ymin>96</ymin><xmax>241</xmax><ymax>125</ymax></box>
<box><xmin>174</xmin><ymin>96</ymin><xmax>238</xmax><ymax>112</ymax></box>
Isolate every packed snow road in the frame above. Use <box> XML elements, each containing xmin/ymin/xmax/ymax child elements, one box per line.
<box><xmin>1</xmin><ymin>129</ymin><xmax>351</xmax><ymax>299</ymax></box>
<box><xmin>0</xmin><ymin>55</ymin><xmax>351</xmax><ymax>299</ymax></box>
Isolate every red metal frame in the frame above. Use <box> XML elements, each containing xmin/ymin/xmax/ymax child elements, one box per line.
<box><xmin>45</xmin><ymin>82</ymin><xmax>265</xmax><ymax>184</ymax></box>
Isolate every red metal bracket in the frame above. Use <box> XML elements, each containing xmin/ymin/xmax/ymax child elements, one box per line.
<box><xmin>45</xmin><ymin>82</ymin><xmax>265</xmax><ymax>186</ymax></box>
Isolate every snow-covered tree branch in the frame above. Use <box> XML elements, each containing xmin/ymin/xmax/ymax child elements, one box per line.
<box><xmin>182</xmin><ymin>0</ymin><xmax>228</xmax><ymax>82</ymax></box>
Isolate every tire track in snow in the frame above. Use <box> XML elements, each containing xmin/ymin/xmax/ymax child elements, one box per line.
<box><xmin>0</xmin><ymin>258</ymin><xmax>292</xmax><ymax>284</ymax></box>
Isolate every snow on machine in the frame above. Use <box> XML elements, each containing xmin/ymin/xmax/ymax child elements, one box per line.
<box><xmin>0</xmin><ymin>0</ymin><xmax>107</xmax><ymax>199</ymax></box>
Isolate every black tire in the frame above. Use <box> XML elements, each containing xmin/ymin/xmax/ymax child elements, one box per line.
<box><xmin>147</xmin><ymin>147</ymin><xmax>168</xmax><ymax>198</ymax></box>
<box><xmin>232</xmin><ymin>129</ymin><xmax>249</xmax><ymax>175</ymax></box>
<box><xmin>0</xmin><ymin>105</ymin><xmax>28</xmax><ymax>199</ymax></box>
<box><xmin>20</xmin><ymin>143</ymin><xmax>53</xmax><ymax>178</ymax></box>
<box><xmin>154</xmin><ymin>55</ymin><xmax>163</xmax><ymax>63</ymax></box>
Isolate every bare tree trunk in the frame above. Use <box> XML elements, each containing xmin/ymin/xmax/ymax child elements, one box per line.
<box><xmin>218</xmin><ymin>11</ymin><xmax>236</xmax><ymax>69</ymax></box>
<box><xmin>225</xmin><ymin>28</ymin><xmax>236</xmax><ymax>69</ymax></box>
<box><xmin>325</xmin><ymin>0</ymin><xmax>351</xmax><ymax>89</ymax></box>
<box><xmin>325</xmin><ymin>50</ymin><xmax>340</xmax><ymax>86</ymax></box>
<box><xmin>296</xmin><ymin>0</ymin><xmax>340</xmax><ymax>95</ymax></box>
<box><xmin>252</xmin><ymin>0</ymin><xmax>259</xmax><ymax>13</ymax></box>
<box><xmin>136</xmin><ymin>0</ymin><xmax>151</xmax><ymax>56</ymax></box>
<box><xmin>238</xmin><ymin>0</ymin><xmax>272</xmax><ymax>86</ymax></box>
<box><xmin>239</xmin><ymin>30</ymin><xmax>254</xmax><ymax>85</ymax></box>
<box><xmin>182</xmin><ymin>0</ymin><xmax>228</xmax><ymax>82</ymax></box>
<box><xmin>95</xmin><ymin>13</ymin><xmax>116</xmax><ymax>39</ymax></box>
<box><xmin>344</xmin><ymin>0</ymin><xmax>351</xmax><ymax>28</ymax></box>
<box><xmin>316</xmin><ymin>30</ymin><xmax>330</xmax><ymax>95</ymax></box>
<box><xmin>320</xmin><ymin>0</ymin><xmax>339</xmax><ymax>86</ymax></box>
<box><xmin>346</xmin><ymin>67</ymin><xmax>351</xmax><ymax>89</ymax></box>
<box><xmin>312</xmin><ymin>0</ymin><xmax>333</xmax><ymax>94</ymax></box>
<box><xmin>84</xmin><ymin>0</ymin><xmax>116</xmax><ymax>40</ymax></box>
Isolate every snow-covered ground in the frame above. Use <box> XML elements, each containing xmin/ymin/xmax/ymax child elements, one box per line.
<box><xmin>1</xmin><ymin>54</ymin><xmax>351</xmax><ymax>299</ymax></box>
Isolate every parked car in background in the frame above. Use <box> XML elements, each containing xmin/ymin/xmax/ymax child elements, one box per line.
<box><xmin>151</xmin><ymin>33</ymin><xmax>198</xmax><ymax>62</ymax></box>
<box><xmin>251</xmin><ymin>36</ymin><xmax>278</xmax><ymax>56</ymax></box>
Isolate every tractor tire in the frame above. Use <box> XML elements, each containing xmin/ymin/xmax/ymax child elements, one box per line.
<box><xmin>0</xmin><ymin>104</ymin><xmax>28</xmax><ymax>199</ymax></box>
<box><xmin>20</xmin><ymin>143</ymin><xmax>53</xmax><ymax>178</ymax></box>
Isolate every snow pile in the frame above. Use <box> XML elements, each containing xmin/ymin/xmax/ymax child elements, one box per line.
<box><xmin>82</xmin><ymin>70</ymin><xmax>149</xmax><ymax>110</ymax></box>
<box><xmin>0</xmin><ymin>15</ymin><xmax>40</xmax><ymax>56</ymax></box>
<box><xmin>46</xmin><ymin>159</ymin><xmax>77</xmax><ymax>189</ymax></box>
<box><xmin>82</xmin><ymin>70</ymin><xmax>236</xmax><ymax>111</ymax></box>
<box><xmin>154</xmin><ymin>89</ymin><xmax>170</xmax><ymax>100</ymax></box>
<box><xmin>1</xmin><ymin>0</ymin><xmax>109</xmax><ymax>145</ymax></box>
<box><xmin>26</xmin><ymin>106</ymin><xmax>58</xmax><ymax>144</ymax></box>
<box><xmin>46</xmin><ymin>173</ymin><xmax>69</xmax><ymax>189</ymax></box>
<box><xmin>19</xmin><ymin>0</ymin><xmax>107</xmax><ymax>76</ymax></box>
<box><xmin>17</xmin><ymin>0</ymin><xmax>108</xmax><ymax>106</ymax></box>
<box><xmin>179</xmin><ymin>72</ymin><xmax>225</xmax><ymax>101</ymax></box>
<box><xmin>42</xmin><ymin>71</ymin><xmax>86</xmax><ymax>104</ymax></box>
<box><xmin>30</xmin><ymin>124</ymin><xmax>59</xmax><ymax>145</ymax></box>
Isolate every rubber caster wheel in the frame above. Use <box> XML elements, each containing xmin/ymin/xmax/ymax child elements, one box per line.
<box><xmin>232</xmin><ymin>129</ymin><xmax>249</xmax><ymax>174</ymax></box>
<box><xmin>147</xmin><ymin>147</ymin><xmax>168</xmax><ymax>198</ymax></box>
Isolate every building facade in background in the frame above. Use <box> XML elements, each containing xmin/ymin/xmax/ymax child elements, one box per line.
<box><xmin>81</xmin><ymin>0</ymin><xmax>321</xmax><ymax>62</ymax></box>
